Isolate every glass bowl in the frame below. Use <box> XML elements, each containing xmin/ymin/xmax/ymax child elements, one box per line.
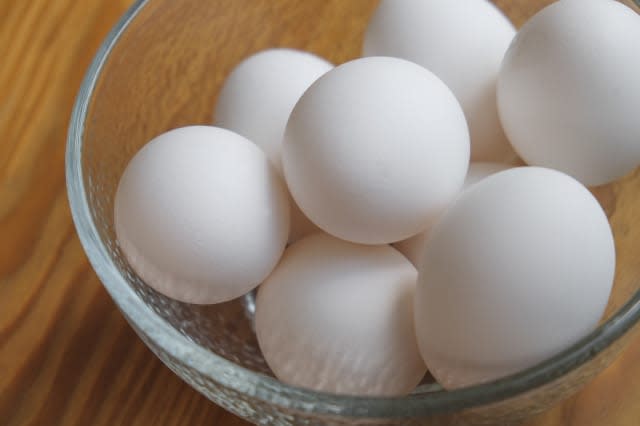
<box><xmin>66</xmin><ymin>0</ymin><xmax>640</xmax><ymax>424</ymax></box>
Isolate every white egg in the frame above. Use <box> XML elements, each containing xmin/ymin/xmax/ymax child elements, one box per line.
<box><xmin>394</xmin><ymin>162</ymin><xmax>511</xmax><ymax>266</ymax></box>
<box><xmin>114</xmin><ymin>126</ymin><xmax>290</xmax><ymax>305</ymax></box>
<box><xmin>363</xmin><ymin>0</ymin><xmax>516</xmax><ymax>163</ymax></box>
<box><xmin>283</xmin><ymin>57</ymin><xmax>470</xmax><ymax>245</ymax></box>
<box><xmin>255</xmin><ymin>233</ymin><xmax>426</xmax><ymax>396</ymax></box>
<box><xmin>498</xmin><ymin>0</ymin><xmax>640</xmax><ymax>186</ymax></box>
<box><xmin>214</xmin><ymin>48</ymin><xmax>332</xmax><ymax>243</ymax></box>
<box><xmin>414</xmin><ymin>167</ymin><xmax>615</xmax><ymax>389</ymax></box>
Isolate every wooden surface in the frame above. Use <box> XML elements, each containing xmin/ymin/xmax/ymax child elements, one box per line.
<box><xmin>1</xmin><ymin>0</ymin><xmax>639</xmax><ymax>425</ymax></box>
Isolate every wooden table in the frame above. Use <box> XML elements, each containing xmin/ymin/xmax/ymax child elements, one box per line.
<box><xmin>1</xmin><ymin>0</ymin><xmax>639</xmax><ymax>424</ymax></box>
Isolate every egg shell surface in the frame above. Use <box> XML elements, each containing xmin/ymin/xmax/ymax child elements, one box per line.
<box><xmin>283</xmin><ymin>56</ymin><xmax>470</xmax><ymax>245</ymax></box>
<box><xmin>497</xmin><ymin>0</ymin><xmax>640</xmax><ymax>186</ymax></box>
<box><xmin>414</xmin><ymin>166</ymin><xmax>615</xmax><ymax>389</ymax></box>
<box><xmin>114</xmin><ymin>126</ymin><xmax>290</xmax><ymax>304</ymax></box>
<box><xmin>255</xmin><ymin>233</ymin><xmax>426</xmax><ymax>396</ymax></box>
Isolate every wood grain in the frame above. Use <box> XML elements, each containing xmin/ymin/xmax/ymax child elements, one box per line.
<box><xmin>0</xmin><ymin>0</ymin><xmax>639</xmax><ymax>425</ymax></box>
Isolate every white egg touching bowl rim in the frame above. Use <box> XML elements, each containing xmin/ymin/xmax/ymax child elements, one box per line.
<box><xmin>66</xmin><ymin>0</ymin><xmax>640</xmax><ymax>419</ymax></box>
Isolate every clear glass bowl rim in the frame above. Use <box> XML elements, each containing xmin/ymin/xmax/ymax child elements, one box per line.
<box><xmin>65</xmin><ymin>0</ymin><xmax>640</xmax><ymax>419</ymax></box>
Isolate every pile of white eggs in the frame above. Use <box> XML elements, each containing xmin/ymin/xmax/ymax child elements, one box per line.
<box><xmin>115</xmin><ymin>0</ymin><xmax>640</xmax><ymax>395</ymax></box>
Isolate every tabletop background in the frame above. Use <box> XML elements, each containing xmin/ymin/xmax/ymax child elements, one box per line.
<box><xmin>1</xmin><ymin>0</ymin><xmax>640</xmax><ymax>425</ymax></box>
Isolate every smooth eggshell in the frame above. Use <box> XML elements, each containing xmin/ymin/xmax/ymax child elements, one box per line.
<box><xmin>394</xmin><ymin>162</ymin><xmax>511</xmax><ymax>266</ymax></box>
<box><xmin>214</xmin><ymin>48</ymin><xmax>333</xmax><ymax>243</ymax></box>
<box><xmin>114</xmin><ymin>126</ymin><xmax>290</xmax><ymax>304</ymax></box>
<box><xmin>364</xmin><ymin>0</ymin><xmax>516</xmax><ymax>163</ymax></box>
<box><xmin>415</xmin><ymin>167</ymin><xmax>615</xmax><ymax>389</ymax></box>
<box><xmin>255</xmin><ymin>233</ymin><xmax>426</xmax><ymax>396</ymax></box>
<box><xmin>498</xmin><ymin>0</ymin><xmax>640</xmax><ymax>186</ymax></box>
<box><xmin>283</xmin><ymin>57</ymin><xmax>470</xmax><ymax>244</ymax></box>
